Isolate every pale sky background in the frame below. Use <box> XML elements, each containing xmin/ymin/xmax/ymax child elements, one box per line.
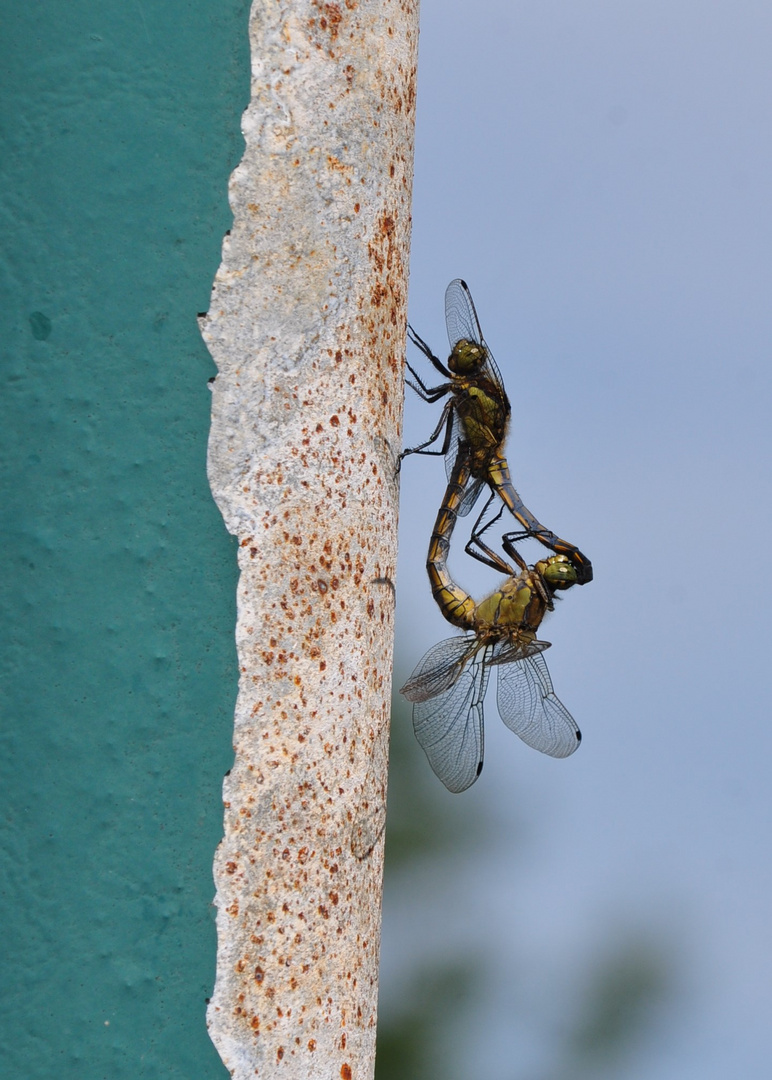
<box><xmin>383</xmin><ymin>2</ymin><xmax>772</xmax><ymax>1077</ymax></box>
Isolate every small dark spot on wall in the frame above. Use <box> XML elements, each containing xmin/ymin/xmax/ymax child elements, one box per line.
<box><xmin>29</xmin><ymin>311</ymin><xmax>51</xmax><ymax>340</ymax></box>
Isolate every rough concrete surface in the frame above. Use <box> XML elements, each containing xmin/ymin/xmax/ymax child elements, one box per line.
<box><xmin>200</xmin><ymin>1</ymin><xmax>418</xmax><ymax>1076</ymax></box>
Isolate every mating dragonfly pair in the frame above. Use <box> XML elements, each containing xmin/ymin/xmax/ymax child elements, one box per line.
<box><xmin>399</xmin><ymin>280</ymin><xmax>592</xmax><ymax>793</ymax></box>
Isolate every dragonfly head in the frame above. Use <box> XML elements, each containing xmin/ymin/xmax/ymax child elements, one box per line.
<box><xmin>535</xmin><ymin>555</ymin><xmax>577</xmax><ymax>591</ymax></box>
<box><xmin>448</xmin><ymin>339</ymin><xmax>485</xmax><ymax>375</ymax></box>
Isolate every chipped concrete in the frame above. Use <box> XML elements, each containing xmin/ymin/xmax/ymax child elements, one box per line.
<box><xmin>199</xmin><ymin>1</ymin><xmax>418</xmax><ymax>1076</ymax></box>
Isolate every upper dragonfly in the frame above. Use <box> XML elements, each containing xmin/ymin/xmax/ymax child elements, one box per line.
<box><xmin>400</xmin><ymin>452</ymin><xmax>582</xmax><ymax>793</ymax></box>
<box><xmin>401</xmin><ymin>279</ymin><xmax>592</xmax><ymax>585</ymax></box>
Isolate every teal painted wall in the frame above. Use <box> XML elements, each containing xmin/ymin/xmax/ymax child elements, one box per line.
<box><xmin>0</xmin><ymin>2</ymin><xmax>250</xmax><ymax>1075</ymax></box>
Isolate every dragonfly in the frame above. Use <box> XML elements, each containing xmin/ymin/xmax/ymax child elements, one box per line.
<box><xmin>402</xmin><ymin>278</ymin><xmax>592</xmax><ymax>585</ymax></box>
<box><xmin>400</xmin><ymin>455</ymin><xmax>581</xmax><ymax>793</ymax></box>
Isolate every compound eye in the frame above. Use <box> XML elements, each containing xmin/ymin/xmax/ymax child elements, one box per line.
<box><xmin>449</xmin><ymin>340</ymin><xmax>483</xmax><ymax>374</ymax></box>
<box><xmin>540</xmin><ymin>556</ymin><xmax>578</xmax><ymax>588</ymax></box>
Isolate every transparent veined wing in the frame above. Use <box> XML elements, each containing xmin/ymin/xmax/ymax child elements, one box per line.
<box><xmin>411</xmin><ymin>647</ymin><xmax>492</xmax><ymax>793</ymax></box>
<box><xmin>486</xmin><ymin>635</ymin><xmax>552</xmax><ymax>668</ymax></box>
<box><xmin>443</xmin><ymin>409</ymin><xmax>464</xmax><ymax>483</ymax></box>
<box><xmin>442</xmin><ymin>417</ymin><xmax>485</xmax><ymax>517</ymax></box>
<box><xmin>445</xmin><ymin>278</ymin><xmax>484</xmax><ymax>350</ymax></box>
<box><xmin>496</xmin><ymin>650</ymin><xmax>581</xmax><ymax>758</ymax></box>
<box><xmin>444</xmin><ymin>278</ymin><xmax>507</xmax><ymax>392</ymax></box>
<box><xmin>455</xmin><ymin>477</ymin><xmax>485</xmax><ymax>517</ymax></box>
<box><xmin>400</xmin><ymin>634</ymin><xmax>479</xmax><ymax>703</ymax></box>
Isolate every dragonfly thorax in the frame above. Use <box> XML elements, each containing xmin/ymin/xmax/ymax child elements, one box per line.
<box><xmin>474</xmin><ymin>571</ymin><xmax>546</xmax><ymax>636</ymax></box>
<box><xmin>448</xmin><ymin>338</ymin><xmax>485</xmax><ymax>375</ymax></box>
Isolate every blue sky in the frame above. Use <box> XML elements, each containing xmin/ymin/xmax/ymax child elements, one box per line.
<box><xmin>388</xmin><ymin>2</ymin><xmax>772</xmax><ymax>1076</ymax></box>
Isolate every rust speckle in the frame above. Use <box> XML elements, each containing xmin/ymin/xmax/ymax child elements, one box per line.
<box><xmin>341</xmin><ymin>1065</ymin><xmax>352</xmax><ymax>1080</ymax></box>
<box><xmin>308</xmin><ymin>1039</ymin><xmax>317</xmax><ymax>1051</ymax></box>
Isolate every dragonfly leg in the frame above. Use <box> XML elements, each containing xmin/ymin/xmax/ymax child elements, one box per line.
<box><xmin>500</xmin><ymin>529</ymin><xmax>538</xmax><ymax>563</ymax></box>
<box><xmin>407</xmin><ymin>324</ymin><xmax>452</xmax><ymax>379</ymax></box>
<box><xmin>405</xmin><ymin>360</ymin><xmax>450</xmax><ymax>402</ymax></box>
<box><xmin>501</xmin><ymin>529</ymin><xmax>593</xmax><ymax>586</ymax></box>
<box><xmin>465</xmin><ymin>494</ymin><xmax>524</xmax><ymax>574</ymax></box>
<box><xmin>398</xmin><ymin>401</ymin><xmax>454</xmax><ymax>470</ymax></box>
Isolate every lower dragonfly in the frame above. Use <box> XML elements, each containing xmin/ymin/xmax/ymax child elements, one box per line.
<box><xmin>402</xmin><ymin>279</ymin><xmax>592</xmax><ymax>584</ymax></box>
<box><xmin>400</xmin><ymin>453</ymin><xmax>582</xmax><ymax>793</ymax></box>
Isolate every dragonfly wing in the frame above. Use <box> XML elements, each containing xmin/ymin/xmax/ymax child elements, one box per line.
<box><xmin>442</xmin><ymin>420</ymin><xmax>484</xmax><ymax>517</ymax></box>
<box><xmin>496</xmin><ymin>651</ymin><xmax>581</xmax><ymax>758</ymax></box>
<box><xmin>445</xmin><ymin>278</ymin><xmax>484</xmax><ymax>349</ymax></box>
<box><xmin>412</xmin><ymin>651</ymin><xmax>491</xmax><ymax>793</ymax></box>
<box><xmin>444</xmin><ymin>278</ymin><xmax>508</xmax><ymax>397</ymax></box>
<box><xmin>455</xmin><ymin>475</ymin><xmax>485</xmax><ymax>518</ymax></box>
<box><xmin>443</xmin><ymin>411</ymin><xmax>464</xmax><ymax>483</ymax></box>
<box><xmin>400</xmin><ymin>635</ymin><xmax>478</xmax><ymax>703</ymax></box>
<box><xmin>486</xmin><ymin>637</ymin><xmax>551</xmax><ymax>668</ymax></box>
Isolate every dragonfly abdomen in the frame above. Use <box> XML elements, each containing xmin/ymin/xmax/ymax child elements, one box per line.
<box><xmin>429</xmin><ymin>576</ymin><xmax>476</xmax><ymax>629</ymax></box>
<box><xmin>426</xmin><ymin>456</ymin><xmax>476</xmax><ymax>630</ymax></box>
<box><xmin>487</xmin><ymin>455</ymin><xmax>594</xmax><ymax>584</ymax></box>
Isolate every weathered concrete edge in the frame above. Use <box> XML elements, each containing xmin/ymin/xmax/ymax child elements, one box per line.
<box><xmin>199</xmin><ymin>1</ymin><xmax>418</xmax><ymax>1077</ymax></box>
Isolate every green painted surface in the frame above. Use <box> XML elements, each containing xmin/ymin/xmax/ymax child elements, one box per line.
<box><xmin>0</xmin><ymin>2</ymin><xmax>250</xmax><ymax>1075</ymax></box>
